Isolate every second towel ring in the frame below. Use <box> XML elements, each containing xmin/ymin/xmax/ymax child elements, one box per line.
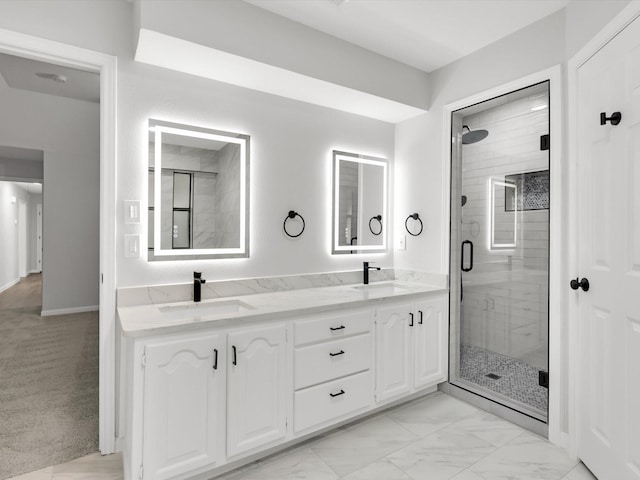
<box><xmin>369</xmin><ymin>215</ymin><xmax>382</xmax><ymax>235</ymax></box>
<box><xmin>284</xmin><ymin>210</ymin><xmax>305</xmax><ymax>238</ymax></box>
<box><xmin>405</xmin><ymin>213</ymin><xmax>423</xmax><ymax>236</ymax></box>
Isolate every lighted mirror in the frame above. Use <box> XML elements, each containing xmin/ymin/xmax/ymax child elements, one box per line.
<box><xmin>489</xmin><ymin>177</ymin><xmax>517</xmax><ymax>249</ymax></box>
<box><xmin>332</xmin><ymin>150</ymin><xmax>388</xmax><ymax>254</ymax></box>
<box><xmin>148</xmin><ymin>119</ymin><xmax>250</xmax><ymax>260</ymax></box>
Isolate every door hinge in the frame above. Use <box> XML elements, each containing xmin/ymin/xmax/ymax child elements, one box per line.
<box><xmin>141</xmin><ymin>351</ymin><xmax>146</xmax><ymax>368</ymax></box>
<box><xmin>139</xmin><ymin>464</ymin><xmax>144</xmax><ymax>479</ymax></box>
<box><xmin>101</xmin><ymin>273</ymin><xmax>104</xmax><ymax>284</ymax></box>
<box><xmin>538</xmin><ymin>370</ymin><xmax>549</xmax><ymax>389</ymax></box>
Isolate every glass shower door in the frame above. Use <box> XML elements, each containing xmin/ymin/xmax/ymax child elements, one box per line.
<box><xmin>450</xmin><ymin>82</ymin><xmax>550</xmax><ymax>421</ymax></box>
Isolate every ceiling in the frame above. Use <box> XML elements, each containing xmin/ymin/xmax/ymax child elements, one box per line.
<box><xmin>245</xmin><ymin>0</ymin><xmax>571</xmax><ymax>72</ymax></box>
<box><xmin>0</xmin><ymin>53</ymin><xmax>99</xmax><ymax>103</ymax></box>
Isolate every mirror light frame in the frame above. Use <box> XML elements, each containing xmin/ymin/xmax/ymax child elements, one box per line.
<box><xmin>148</xmin><ymin>119</ymin><xmax>250</xmax><ymax>261</ymax></box>
<box><xmin>332</xmin><ymin>150</ymin><xmax>388</xmax><ymax>255</ymax></box>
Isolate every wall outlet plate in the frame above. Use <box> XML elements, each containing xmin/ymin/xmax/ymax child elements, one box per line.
<box><xmin>397</xmin><ymin>235</ymin><xmax>406</xmax><ymax>250</ymax></box>
<box><xmin>124</xmin><ymin>234</ymin><xmax>140</xmax><ymax>258</ymax></box>
<box><xmin>124</xmin><ymin>200</ymin><xmax>141</xmax><ymax>224</ymax></box>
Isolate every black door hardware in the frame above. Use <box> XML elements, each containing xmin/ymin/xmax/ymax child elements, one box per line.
<box><xmin>570</xmin><ymin>277</ymin><xmax>590</xmax><ymax>292</ymax></box>
<box><xmin>539</xmin><ymin>370</ymin><xmax>549</xmax><ymax>389</ymax></box>
<box><xmin>329</xmin><ymin>350</ymin><xmax>345</xmax><ymax>357</ymax></box>
<box><xmin>600</xmin><ymin>112</ymin><xmax>621</xmax><ymax>126</ymax></box>
<box><xmin>329</xmin><ymin>389</ymin><xmax>345</xmax><ymax>398</ymax></box>
<box><xmin>418</xmin><ymin>310</ymin><xmax>423</xmax><ymax>325</ymax></box>
<box><xmin>461</xmin><ymin>240</ymin><xmax>474</xmax><ymax>272</ymax></box>
<box><xmin>330</xmin><ymin>325</ymin><xmax>346</xmax><ymax>331</ymax></box>
<box><xmin>409</xmin><ymin>312</ymin><xmax>414</xmax><ymax>327</ymax></box>
<box><xmin>540</xmin><ymin>134</ymin><xmax>550</xmax><ymax>151</ymax></box>
<box><xmin>213</xmin><ymin>348</ymin><xmax>218</xmax><ymax>370</ymax></box>
<box><xmin>232</xmin><ymin>345</ymin><xmax>237</xmax><ymax>366</ymax></box>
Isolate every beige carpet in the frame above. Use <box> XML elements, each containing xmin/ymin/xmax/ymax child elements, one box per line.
<box><xmin>0</xmin><ymin>276</ymin><xmax>99</xmax><ymax>480</ymax></box>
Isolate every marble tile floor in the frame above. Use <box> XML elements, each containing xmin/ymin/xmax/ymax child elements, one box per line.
<box><xmin>6</xmin><ymin>392</ymin><xmax>598</xmax><ymax>480</ymax></box>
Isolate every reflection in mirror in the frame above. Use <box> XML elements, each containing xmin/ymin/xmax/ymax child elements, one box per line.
<box><xmin>332</xmin><ymin>150</ymin><xmax>388</xmax><ymax>254</ymax></box>
<box><xmin>148</xmin><ymin>119</ymin><xmax>250</xmax><ymax>260</ymax></box>
<box><xmin>490</xmin><ymin>177</ymin><xmax>517</xmax><ymax>249</ymax></box>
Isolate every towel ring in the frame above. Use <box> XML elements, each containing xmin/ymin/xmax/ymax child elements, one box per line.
<box><xmin>369</xmin><ymin>215</ymin><xmax>382</xmax><ymax>236</ymax></box>
<box><xmin>283</xmin><ymin>210</ymin><xmax>305</xmax><ymax>238</ymax></box>
<box><xmin>405</xmin><ymin>213</ymin><xmax>423</xmax><ymax>236</ymax></box>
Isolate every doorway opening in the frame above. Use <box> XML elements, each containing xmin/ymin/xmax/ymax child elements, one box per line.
<box><xmin>0</xmin><ymin>51</ymin><xmax>101</xmax><ymax>479</ymax></box>
<box><xmin>448</xmin><ymin>81</ymin><xmax>551</xmax><ymax>425</ymax></box>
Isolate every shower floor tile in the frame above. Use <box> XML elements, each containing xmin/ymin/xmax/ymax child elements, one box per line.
<box><xmin>459</xmin><ymin>344</ymin><xmax>548</xmax><ymax>413</ymax></box>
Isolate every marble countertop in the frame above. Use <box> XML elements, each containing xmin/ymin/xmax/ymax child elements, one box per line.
<box><xmin>118</xmin><ymin>280</ymin><xmax>447</xmax><ymax>337</ymax></box>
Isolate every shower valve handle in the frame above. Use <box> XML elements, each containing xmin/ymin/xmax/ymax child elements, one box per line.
<box><xmin>570</xmin><ymin>277</ymin><xmax>589</xmax><ymax>292</ymax></box>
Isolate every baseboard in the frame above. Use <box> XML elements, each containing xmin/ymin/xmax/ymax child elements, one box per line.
<box><xmin>28</xmin><ymin>270</ymin><xmax>41</xmax><ymax>274</ymax></box>
<box><xmin>0</xmin><ymin>277</ymin><xmax>20</xmax><ymax>294</ymax></box>
<box><xmin>41</xmin><ymin>305</ymin><xmax>99</xmax><ymax>316</ymax></box>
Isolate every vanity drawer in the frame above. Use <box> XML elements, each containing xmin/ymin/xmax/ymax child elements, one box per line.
<box><xmin>294</xmin><ymin>371</ymin><xmax>373</xmax><ymax>433</ymax></box>
<box><xmin>294</xmin><ymin>308</ymin><xmax>372</xmax><ymax>346</ymax></box>
<box><xmin>295</xmin><ymin>334</ymin><xmax>371</xmax><ymax>389</ymax></box>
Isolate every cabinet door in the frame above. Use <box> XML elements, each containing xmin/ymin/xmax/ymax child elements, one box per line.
<box><xmin>414</xmin><ymin>295</ymin><xmax>448</xmax><ymax>389</ymax></box>
<box><xmin>142</xmin><ymin>333</ymin><xmax>224</xmax><ymax>480</ymax></box>
<box><xmin>227</xmin><ymin>323</ymin><xmax>287</xmax><ymax>457</ymax></box>
<box><xmin>375</xmin><ymin>302</ymin><xmax>412</xmax><ymax>402</ymax></box>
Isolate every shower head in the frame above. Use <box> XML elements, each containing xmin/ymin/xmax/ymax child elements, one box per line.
<box><xmin>462</xmin><ymin>125</ymin><xmax>489</xmax><ymax>145</ymax></box>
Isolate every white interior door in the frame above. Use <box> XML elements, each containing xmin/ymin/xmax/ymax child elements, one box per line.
<box><xmin>576</xmin><ymin>14</ymin><xmax>640</xmax><ymax>480</ymax></box>
<box><xmin>18</xmin><ymin>200</ymin><xmax>27</xmax><ymax>277</ymax></box>
<box><xmin>36</xmin><ymin>204</ymin><xmax>42</xmax><ymax>272</ymax></box>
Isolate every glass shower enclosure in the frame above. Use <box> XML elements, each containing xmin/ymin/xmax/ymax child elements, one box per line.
<box><xmin>449</xmin><ymin>82</ymin><xmax>550</xmax><ymax>422</ymax></box>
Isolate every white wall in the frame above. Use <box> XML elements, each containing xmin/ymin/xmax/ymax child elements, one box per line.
<box><xmin>0</xmin><ymin>81</ymin><xmax>99</xmax><ymax>312</ymax></box>
<box><xmin>118</xmin><ymin>61</ymin><xmax>394</xmax><ymax>287</ymax></box>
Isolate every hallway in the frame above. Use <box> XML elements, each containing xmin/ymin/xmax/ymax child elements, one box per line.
<box><xmin>0</xmin><ymin>275</ymin><xmax>99</xmax><ymax>480</ymax></box>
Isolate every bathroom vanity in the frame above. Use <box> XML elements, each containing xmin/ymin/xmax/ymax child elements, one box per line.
<box><xmin>118</xmin><ymin>280</ymin><xmax>448</xmax><ymax>480</ymax></box>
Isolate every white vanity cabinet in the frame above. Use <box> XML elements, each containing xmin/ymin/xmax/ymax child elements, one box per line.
<box><xmin>375</xmin><ymin>294</ymin><xmax>448</xmax><ymax>403</ymax></box>
<box><xmin>226</xmin><ymin>323</ymin><xmax>287</xmax><ymax>458</ymax></box>
<box><xmin>121</xmin><ymin>289</ymin><xmax>449</xmax><ymax>480</ymax></box>
<box><xmin>139</xmin><ymin>332</ymin><xmax>225</xmax><ymax>480</ymax></box>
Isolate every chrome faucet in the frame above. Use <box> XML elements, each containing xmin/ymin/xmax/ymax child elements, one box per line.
<box><xmin>193</xmin><ymin>271</ymin><xmax>206</xmax><ymax>302</ymax></box>
<box><xmin>363</xmin><ymin>262</ymin><xmax>380</xmax><ymax>285</ymax></box>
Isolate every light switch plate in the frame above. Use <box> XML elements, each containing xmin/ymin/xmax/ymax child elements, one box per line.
<box><xmin>124</xmin><ymin>200</ymin><xmax>141</xmax><ymax>224</ymax></box>
<box><xmin>397</xmin><ymin>235</ymin><xmax>406</xmax><ymax>250</ymax></box>
<box><xmin>124</xmin><ymin>234</ymin><xmax>140</xmax><ymax>258</ymax></box>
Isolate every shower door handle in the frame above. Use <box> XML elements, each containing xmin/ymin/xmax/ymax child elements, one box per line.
<box><xmin>461</xmin><ymin>240</ymin><xmax>474</xmax><ymax>272</ymax></box>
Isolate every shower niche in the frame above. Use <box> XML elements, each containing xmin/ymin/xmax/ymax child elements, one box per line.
<box><xmin>449</xmin><ymin>81</ymin><xmax>551</xmax><ymax>423</ymax></box>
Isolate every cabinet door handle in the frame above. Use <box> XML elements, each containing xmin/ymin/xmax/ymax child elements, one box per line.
<box><xmin>409</xmin><ymin>312</ymin><xmax>414</xmax><ymax>327</ymax></box>
<box><xmin>329</xmin><ymin>389</ymin><xmax>345</xmax><ymax>397</ymax></box>
<box><xmin>329</xmin><ymin>350</ymin><xmax>345</xmax><ymax>357</ymax></box>
<box><xmin>232</xmin><ymin>345</ymin><xmax>237</xmax><ymax>366</ymax></box>
<box><xmin>418</xmin><ymin>310</ymin><xmax>423</xmax><ymax>325</ymax></box>
<box><xmin>213</xmin><ymin>348</ymin><xmax>218</xmax><ymax>370</ymax></box>
<box><xmin>330</xmin><ymin>325</ymin><xmax>345</xmax><ymax>331</ymax></box>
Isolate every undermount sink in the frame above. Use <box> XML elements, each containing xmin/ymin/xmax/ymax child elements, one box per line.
<box><xmin>159</xmin><ymin>299</ymin><xmax>255</xmax><ymax>320</ymax></box>
<box><xmin>351</xmin><ymin>281</ymin><xmax>411</xmax><ymax>295</ymax></box>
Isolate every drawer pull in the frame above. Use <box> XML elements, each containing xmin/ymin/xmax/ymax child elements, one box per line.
<box><xmin>329</xmin><ymin>389</ymin><xmax>345</xmax><ymax>398</ymax></box>
<box><xmin>330</xmin><ymin>325</ymin><xmax>346</xmax><ymax>331</ymax></box>
<box><xmin>329</xmin><ymin>350</ymin><xmax>345</xmax><ymax>357</ymax></box>
<box><xmin>419</xmin><ymin>310</ymin><xmax>423</xmax><ymax>325</ymax></box>
<box><xmin>409</xmin><ymin>312</ymin><xmax>414</xmax><ymax>327</ymax></box>
<box><xmin>213</xmin><ymin>348</ymin><xmax>218</xmax><ymax>370</ymax></box>
<box><xmin>232</xmin><ymin>345</ymin><xmax>237</xmax><ymax>366</ymax></box>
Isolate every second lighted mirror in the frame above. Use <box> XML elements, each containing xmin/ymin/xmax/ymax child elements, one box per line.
<box><xmin>332</xmin><ymin>150</ymin><xmax>388</xmax><ymax>254</ymax></box>
<box><xmin>148</xmin><ymin>119</ymin><xmax>250</xmax><ymax>260</ymax></box>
